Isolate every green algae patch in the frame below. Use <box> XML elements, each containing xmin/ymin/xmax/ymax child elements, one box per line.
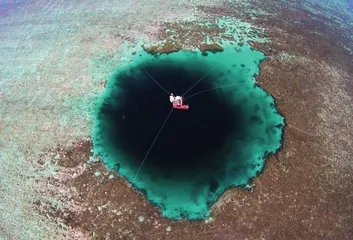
<box><xmin>92</xmin><ymin>44</ymin><xmax>284</xmax><ymax>220</ymax></box>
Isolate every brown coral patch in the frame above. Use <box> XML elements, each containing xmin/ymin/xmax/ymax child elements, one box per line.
<box><xmin>157</xmin><ymin>21</ymin><xmax>228</xmax><ymax>48</ymax></box>
<box><xmin>198</xmin><ymin>43</ymin><xmax>224</xmax><ymax>53</ymax></box>
<box><xmin>141</xmin><ymin>41</ymin><xmax>182</xmax><ymax>55</ymax></box>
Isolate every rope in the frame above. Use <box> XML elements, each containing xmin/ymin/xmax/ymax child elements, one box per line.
<box><xmin>142</xmin><ymin>65</ymin><xmax>170</xmax><ymax>95</ymax></box>
<box><xmin>185</xmin><ymin>83</ymin><xmax>240</xmax><ymax>100</ymax></box>
<box><xmin>132</xmin><ymin>107</ymin><xmax>174</xmax><ymax>180</ymax></box>
<box><xmin>182</xmin><ymin>68</ymin><xmax>215</xmax><ymax>97</ymax></box>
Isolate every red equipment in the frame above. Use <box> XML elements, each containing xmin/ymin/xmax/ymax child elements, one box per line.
<box><xmin>173</xmin><ymin>104</ymin><xmax>189</xmax><ymax>110</ymax></box>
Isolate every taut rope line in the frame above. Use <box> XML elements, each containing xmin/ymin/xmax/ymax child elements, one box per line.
<box><xmin>142</xmin><ymin>65</ymin><xmax>170</xmax><ymax>94</ymax></box>
<box><xmin>185</xmin><ymin>83</ymin><xmax>240</xmax><ymax>100</ymax></box>
<box><xmin>182</xmin><ymin>68</ymin><xmax>215</xmax><ymax>97</ymax></box>
<box><xmin>132</xmin><ymin>107</ymin><xmax>174</xmax><ymax>180</ymax></box>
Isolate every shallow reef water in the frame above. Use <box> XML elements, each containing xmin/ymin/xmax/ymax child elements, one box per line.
<box><xmin>92</xmin><ymin>44</ymin><xmax>284</xmax><ymax>220</ymax></box>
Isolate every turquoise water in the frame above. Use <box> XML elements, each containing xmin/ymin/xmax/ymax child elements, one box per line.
<box><xmin>92</xmin><ymin>44</ymin><xmax>284</xmax><ymax>220</ymax></box>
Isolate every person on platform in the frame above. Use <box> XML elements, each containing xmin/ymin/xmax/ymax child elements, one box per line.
<box><xmin>169</xmin><ymin>93</ymin><xmax>183</xmax><ymax>106</ymax></box>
